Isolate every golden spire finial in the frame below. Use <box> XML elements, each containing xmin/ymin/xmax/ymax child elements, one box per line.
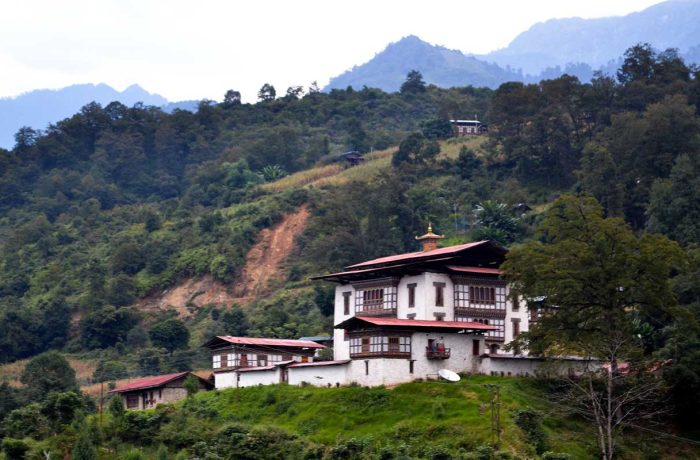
<box><xmin>428</xmin><ymin>222</ymin><xmax>433</xmax><ymax>233</ymax></box>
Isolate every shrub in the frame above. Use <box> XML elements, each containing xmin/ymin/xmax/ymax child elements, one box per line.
<box><xmin>513</xmin><ymin>408</ymin><xmax>548</xmax><ymax>454</ymax></box>
<box><xmin>262</xmin><ymin>391</ymin><xmax>277</xmax><ymax>406</ymax></box>
<box><xmin>432</xmin><ymin>399</ymin><xmax>446</xmax><ymax>418</ymax></box>
<box><xmin>2</xmin><ymin>438</ymin><xmax>30</xmax><ymax>460</ymax></box>
<box><xmin>120</xmin><ymin>448</ymin><xmax>147</xmax><ymax>460</ymax></box>
<box><xmin>541</xmin><ymin>453</ymin><xmax>572</xmax><ymax>460</ymax></box>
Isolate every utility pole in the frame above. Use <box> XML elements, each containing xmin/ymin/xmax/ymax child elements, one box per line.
<box><xmin>99</xmin><ymin>380</ymin><xmax>104</xmax><ymax>427</ymax></box>
<box><xmin>484</xmin><ymin>384</ymin><xmax>502</xmax><ymax>447</ymax></box>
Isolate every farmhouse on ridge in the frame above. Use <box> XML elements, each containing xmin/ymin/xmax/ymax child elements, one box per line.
<box><xmin>109</xmin><ymin>371</ymin><xmax>213</xmax><ymax>410</ymax></box>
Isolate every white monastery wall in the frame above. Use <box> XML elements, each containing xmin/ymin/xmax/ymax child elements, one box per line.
<box><xmin>215</xmin><ymin>370</ymin><xmax>238</xmax><ymax>389</ymax></box>
<box><xmin>287</xmin><ymin>365</ymin><xmax>348</xmax><ymax>387</ymax></box>
<box><xmin>237</xmin><ymin>368</ymin><xmax>280</xmax><ymax>387</ymax></box>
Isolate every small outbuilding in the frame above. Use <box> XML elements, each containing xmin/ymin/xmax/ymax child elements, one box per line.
<box><xmin>108</xmin><ymin>371</ymin><xmax>214</xmax><ymax>410</ymax></box>
<box><xmin>340</xmin><ymin>150</ymin><xmax>365</xmax><ymax>166</ymax></box>
<box><xmin>450</xmin><ymin>119</ymin><xmax>488</xmax><ymax>136</ymax></box>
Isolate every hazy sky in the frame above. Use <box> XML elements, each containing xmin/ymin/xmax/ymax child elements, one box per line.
<box><xmin>0</xmin><ymin>0</ymin><xmax>663</xmax><ymax>102</ymax></box>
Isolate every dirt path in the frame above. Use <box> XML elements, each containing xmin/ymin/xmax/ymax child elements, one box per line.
<box><xmin>136</xmin><ymin>205</ymin><xmax>310</xmax><ymax>317</ymax></box>
<box><xmin>232</xmin><ymin>204</ymin><xmax>310</xmax><ymax>302</ymax></box>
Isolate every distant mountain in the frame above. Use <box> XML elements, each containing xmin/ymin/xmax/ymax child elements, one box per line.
<box><xmin>481</xmin><ymin>0</ymin><xmax>700</xmax><ymax>75</ymax></box>
<box><xmin>325</xmin><ymin>35</ymin><xmax>523</xmax><ymax>93</ymax></box>
<box><xmin>0</xmin><ymin>83</ymin><xmax>197</xmax><ymax>149</ymax></box>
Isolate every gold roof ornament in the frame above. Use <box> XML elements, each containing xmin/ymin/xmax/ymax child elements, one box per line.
<box><xmin>416</xmin><ymin>222</ymin><xmax>444</xmax><ymax>252</ymax></box>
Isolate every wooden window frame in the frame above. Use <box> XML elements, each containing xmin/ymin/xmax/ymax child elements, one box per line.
<box><xmin>434</xmin><ymin>282</ymin><xmax>445</xmax><ymax>307</ymax></box>
<box><xmin>512</xmin><ymin>318</ymin><xmax>521</xmax><ymax>338</ymax></box>
<box><xmin>407</xmin><ymin>283</ymin><xmax>416</xmax><ymax>308</ymax></box>
<box><xmin>349</xmin><ymin>332</ymin><xmax>411</xmax><ymax>358</ymax></box>
<box><xmin>126</xmin><ymin>394</ymin><xmax>139</xmax><ymax>409</ymax></box>
<box><xmin>343</xmin><ymin>291</ymin><xmax>351</xmax><ymax>315</ymax></box>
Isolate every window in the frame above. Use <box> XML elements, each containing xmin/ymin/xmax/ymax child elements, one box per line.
<box><xmin>407</xmin><ymin>283</ymin><xmax>416</xmax><ymax>308</ymax></box>
<box><xmin>363</xmin><ymin>288</ymin><xmax>384</xmax><ymax>308</ymax></box>
<box><xmin>221</xmin><ymin>354</ymin><xmax>228</xmax><ymax>368</ymax></box>
<box><xmin>512</xmin><ymin>318</ymin><xmax>521</xmax><ymax>338</ymax></box>
<box><xmin>350</xmin><ymin>335</ymin><xmax>411</xmax><ymax>357</ymax></box>
<box><xmin>227</xmin><ymin>353</ymin><xmax>236</xmax><ymax>366</ymax></box>
<box><xmin>409</xmin><ymin>360</ymin><xmax>415</xmax><ymax>374</ymax></box>
<box><xmin>365</xmin><ymin>360</ymin><xmax>369</xmax><ymax>375</ymax></box>
<box><xmin>126</xmin><ymin>394</ymin><xmax>139</xmax><ymax>409</ymax></box>
<box><xmin>434</xmin><ymin>282</ymin><xmax>445</xmax><ymax>306</ymax></box>
<box><xmin>268</xmin><ymin>354</ymin><xmax>283</xmax><ymax>363</ymax></box>
<box><xmin>470</xmin><ymin>286</ymin><xmax>495</xmax><ymax>304</ymax></box>
<box><xmin>457</xmin><ymin>317</ymin><xmax>505</xmax><ymax>340</ymax></box>
<box><xmin>511</xmin><ymin>292</ymin><xmax>520</xmax><ymax>311</ymax></box>
<box><xmin>213</xmin><ymin>355</ymin><xmax>221</xmax><ymax>369</ymax></box>
<box><xmin>472</xmin><ymin>339</ymin><xmax>481</xmax><ymax>355</ymax></box>
<box><xmin>454</xmin><ymin>283</ymin><xmax>506</xmax><ymax>310</ymax></box>
<box><xmin>361</xmin><ymin>337</ymin><xmax>370</xmax><ymax>353</ymax></box>
<box><xmin>343</xmin><ymin>292</ymin><xmax>351</xmax><ymax>315</ymax></box>
<box><xmin>246</xmin><ymin>354</ymin><xmax>258</xmax><ymax>367</ymax></box>
<box><xmin>258</xmin><ymin>354</ymin><xmax>267</xmax><ymax>366</ymax></box>
<box><xmin>388</xmin><ymin>337</ymin><xmax>400</xmax><ymax>352</ymax></box>
<box><xmin>355</xmin><ymin>286</ymin><xmax>398</xmax><ymax>313</ymax></box>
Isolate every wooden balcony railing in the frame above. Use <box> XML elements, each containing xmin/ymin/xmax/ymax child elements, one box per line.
<box><xmin>355</xmin><ymin>307</ymin><xmax>397</xmax><ymax>317</ymax></box>
<box><xmin>426</xmin><ymin>347</ymin><xmax>451</xmax><ymax>359</ymax></box>
<box><xmin>454</xmin><ymin>306</ymin><xmax>506</xmax><ymax>318</ymax></box>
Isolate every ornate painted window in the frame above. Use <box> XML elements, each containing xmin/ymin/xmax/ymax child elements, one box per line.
<box><xmin>349</xmin><ymin>335</ymin><xmax>411</xmax><ymax>358</ymax></box>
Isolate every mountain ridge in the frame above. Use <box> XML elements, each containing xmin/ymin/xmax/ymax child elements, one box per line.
<box><xmin>0</xmin><ymin>83</ymin><xmax>197</xmax><ymax>149</ymax></box>
<box><xmin>325</xmin><ymin>1</ymin><xmax>700</xmax><ymax>92</ymax></box>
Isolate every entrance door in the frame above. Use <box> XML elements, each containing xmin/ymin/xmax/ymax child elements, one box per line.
<box><xmin>472</xmin><ymin>339</ymin><xmax>480</xmax><ymax>356</ymax></box>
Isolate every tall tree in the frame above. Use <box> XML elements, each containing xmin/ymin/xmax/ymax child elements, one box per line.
<box><xmin>20</xmin><ymin>351</ymin><xmax>78</xmax><ymax>401</ymax></box>
<box><xmin>503</xmin><ymin>195</ymin><xmax>685</xmax><ymax>460</ymax></box>
<box><xmin>257</xmin><ymin>83</ymin><xmax>277</xmax><ymax>101</ymax></box>
<box><xmin>149</xmin><ymin>319</ymin><xmax>190</xmax><ymax>352</ymax></box>
<box><xmin>400</xmin><ymin>70</ymin><xmax>426</xmax><ymax>94</ymax></box>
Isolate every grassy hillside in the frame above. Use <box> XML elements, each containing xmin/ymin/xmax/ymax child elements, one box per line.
<box><xmin>21</xmin><ymin>376</ymin><xmax>693</xmax><ymax>460</ymax></box>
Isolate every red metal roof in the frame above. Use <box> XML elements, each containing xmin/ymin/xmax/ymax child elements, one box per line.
<box><xmin>287</xmin><ymin>360</ymin><xmax>351</xmax><ymax>368</ymax></box>
<box><xmin>447</xmin><ymin>265</ymin><xmax>503</xmax><ymax>275</ymax></box>
<box><xmin>346</xmin><ymin>241</ymin><xmax>492</xmax><ymax>269</ymax></box>
<box><xmin>352</xmin><ymin>316</ymin><xmax>496</xmax><ymax>330</ymax></box>
<box><xmin>108</xmin><ymin>372</ymin><xmax>191</xmax><ymax>394</ymax></box>
<box><xmin>209</xmin><ymin>336</ymin><xmax>325</xmax><ymax>348</ymax></box>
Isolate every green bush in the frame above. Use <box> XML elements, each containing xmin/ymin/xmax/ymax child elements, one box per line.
<box><xmin>513</xmin><ymin>408</ymin><xmax>548</xmax><ymax>454</ymax></box>
<box><xmin>1</xmin><ymin>438</ymin><xmax>30</xmax><ymax>460</ymax></box>
<box><xmin>120</xmin><ymin>448</ymin><xmax>147</xmax><ymax>460</ymax></box>
<box><xmin>541</xmin><ymin>453</ymin><xmax>572</xmax><ymax>460</ymax></box>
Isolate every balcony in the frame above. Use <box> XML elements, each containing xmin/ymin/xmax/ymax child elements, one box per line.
<box><xmin>355</xmin><ymin>307</ymin><xmax>397</xmax><ymax>317</ymax></box>
<box><xmin>426</xmin><ymin>347</ymin><xmax>451</xmax><ymax>359</ymax></box>
<box><xmin>454</xmin><ymin>306</ymin><xmax>505</xmax><ymax>319</ymax></box>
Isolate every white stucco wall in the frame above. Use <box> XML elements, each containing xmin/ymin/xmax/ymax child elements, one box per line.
<box><xmin>238</xmin><ymin>368</ymin><xmax>281</xmax><ymax>387</ymax></box>
<box><xmin>396</xmin><ymin>274</ymin><xmax>426</xmax><ymax>319</ymax></box>
<box><xmin>215</xmin><ymin>370</ymin><xmax>238</xmax><ymax>389</ymax></box>
<box><xmin>423</xmin><ymin>272</ymin><xmax>455</xmax><ymax>321</ymax></box>
<box><xmin>333</xmin><ymin>328</ymin><xmax>349</xmax><ymax>360</ymax></box>
<box><xmin>503</xmin><ymin>286</ymin><xmax>529</xmax><ymax>351</ymax></box>
<box><xmin>479</xmin><ymin>356</ymin><xmax>597</xmax><ymax>377</ymax></box>
<box><xmin>344</xmin><ymin>332</ymin><xmax>485</xmax><ymax>387</ymax></box>
<box><xmin>287</xmin><ymin>364</ymin><xmax>348</xmax><ymax>387</ymax></box>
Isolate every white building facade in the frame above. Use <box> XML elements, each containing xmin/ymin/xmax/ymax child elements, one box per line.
<box><xmin>205</xmin><ymin>234</ymin><xmax>569</xmax><ymax>389</ymax></box>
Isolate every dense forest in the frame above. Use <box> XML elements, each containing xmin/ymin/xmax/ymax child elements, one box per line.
<box><xmin>1</xmin><ymin>43</ymin><xmax>700</xmax><ymax>458</ymax></box>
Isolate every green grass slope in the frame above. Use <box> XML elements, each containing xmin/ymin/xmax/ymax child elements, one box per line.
<box><xmin>117</xmin><ymin>376</ymin><xmax>699</xmax><ymax>459</ymax></box>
